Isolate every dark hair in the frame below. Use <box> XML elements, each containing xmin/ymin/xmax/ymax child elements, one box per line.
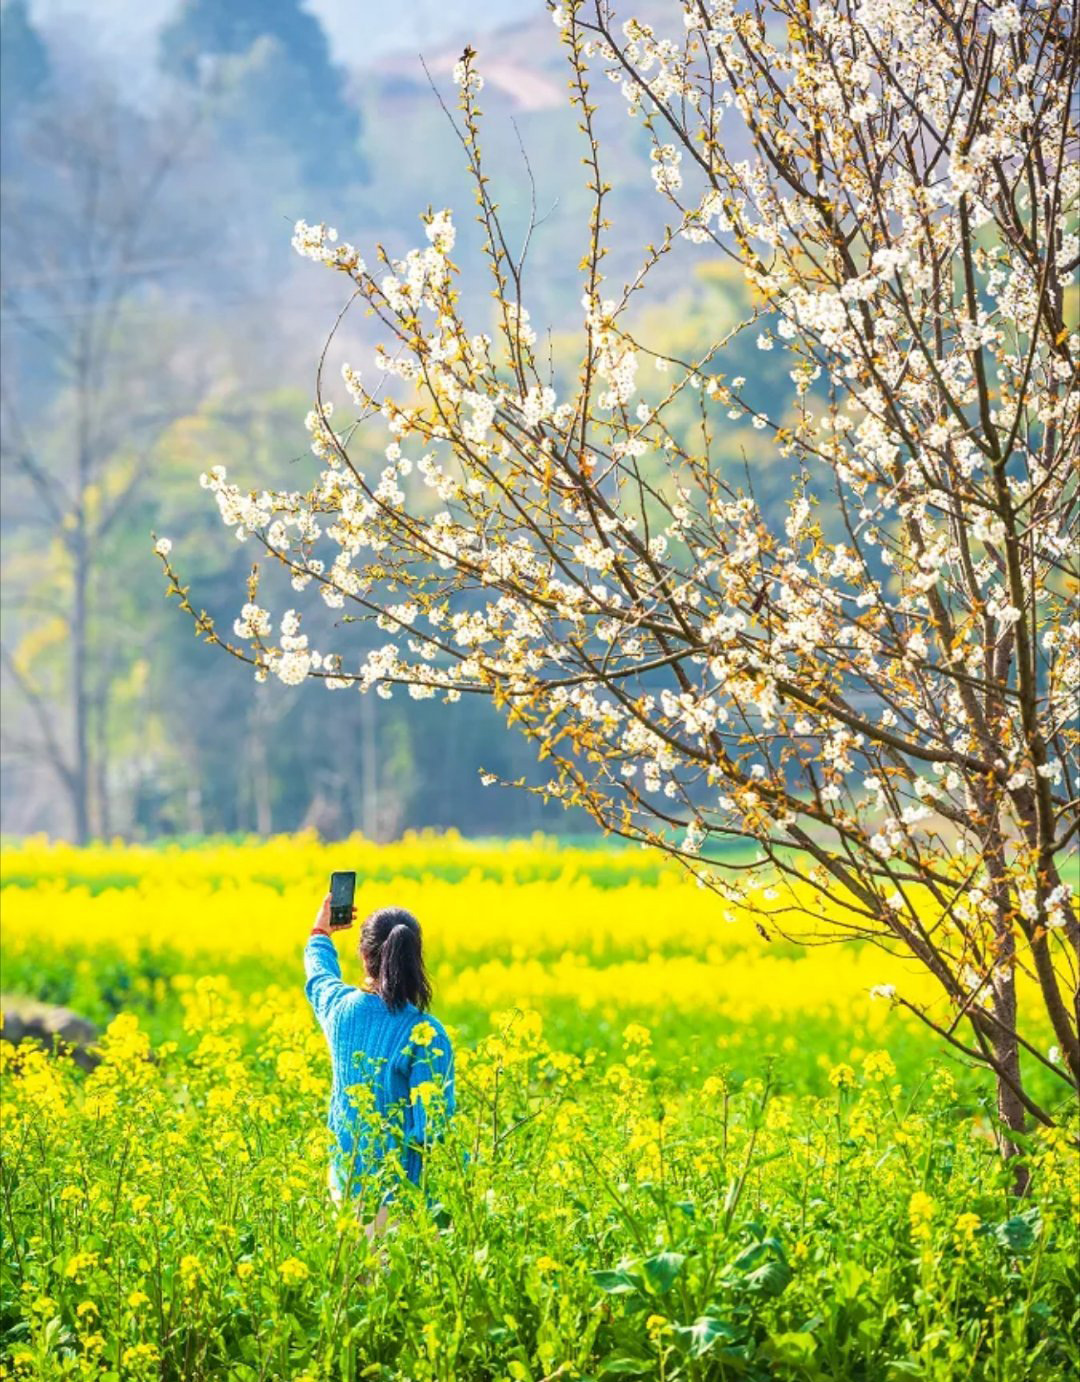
<box><xmin>359</xmin><ymin>907</ymin><xmax>432</xmax><ymax>1013</ymax></box>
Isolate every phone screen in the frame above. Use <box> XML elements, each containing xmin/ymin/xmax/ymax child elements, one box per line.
<box><xmin>329</xmin><ymin>871</ymin><xmax>356</xmax><ymax>928</ymax></box>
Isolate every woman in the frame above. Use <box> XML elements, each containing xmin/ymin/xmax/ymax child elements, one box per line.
<box><xmin>304</xmin><ymin>894</ymin><xmax>455</xmax><ymax>1232</ymax></box>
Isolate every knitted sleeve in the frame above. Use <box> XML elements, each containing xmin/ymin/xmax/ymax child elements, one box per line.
<box><xmin>303</xmin><ymin>934</ymin><xmax>350</xmax><ymax>1029</ymax></box>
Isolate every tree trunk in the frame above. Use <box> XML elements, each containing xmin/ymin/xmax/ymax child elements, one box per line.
<box><xmin>975</xmin><ymin>790</ymin><xmax>1033</xmax><ymax>1194</ymax></box>
<box><xmin>186</xmin><ymin>783</ymin><xmax>205</xmax><ymax>836</ymax></box>
<box><xmin>249</xmin><ymin>690</ymin><xmax>273</xmax><ymax>837</ymax></box>
<box><xmin>361</xmin><ymin>690</ymin><xmax>378</xmax><ymax>840</ymax></box>
<box><xmin>71</xmin><ymin>517</ymin><xmax>90</xmax><ymax>845</ymax></box>
<box><xmin>93</xmin><ymin>684</ymin><xmax>110</xmax><ymax>838</ymax></box>
<box><xmin>71</xmin><ymin>330</ymin><xmax>93</xmax><ymax>846</ymax></box>
<box><xmin>990</xmin><ymin>961</ymin><xmax>1030</xmax><ymax>1196</ymax></box>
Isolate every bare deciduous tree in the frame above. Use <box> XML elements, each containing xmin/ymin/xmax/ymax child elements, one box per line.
<box><xmin>2</xmin><ymin>89</ymin><xmax>192</xmax><ymax>840</ymax></box>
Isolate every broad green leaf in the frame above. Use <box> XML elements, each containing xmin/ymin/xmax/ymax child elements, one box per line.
<box><xmin>642</xmin><ymin>1251</ymin><xmax>686</xmax><ymax>1295</ymax></box>
<box><xmin>993</xmin><ymin>1210</ymin><xmax>1041</xmax><ymax>1254</ymax></box>
<box><xmin>745</xmin><ymin>1257</ymin><xmax>793</xmax><ymax>1297</ymax></box>
<box><xmin>836</xmin><ymin>1260</ymin><xmax>871</xmax><ymax>1299</ymax></box>
<box><xmin>732</xmin><ymin>1241</ymin><xmax>771</xmax><ymax>1273</ymax></box>
<box><xmin>672</xmin><ymin>1315</ymin><xmax>740</xmax><ymax>1358</ymax></box>
<box><xmin>598</xmin><ymin>1356</ymin><xmax>653</xmax><ymax>1377</ymax></box>
<box><xmin>591</xmin><ymin>1267</ymin><xmax>644</xmax><ymax>1295</ymax></box>
<box><xmin>766</xmin><ymin>1331</ymin><xmax>818</xmax><ymax>1363</ymax></box>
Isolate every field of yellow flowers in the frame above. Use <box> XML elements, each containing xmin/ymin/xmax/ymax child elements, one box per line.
<box><xmin>1</xmin><ymin>834</ymin><xmax>1077</xmax><ymax>1381</ymax></box>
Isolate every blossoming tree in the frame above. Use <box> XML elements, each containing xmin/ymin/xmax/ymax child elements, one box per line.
<box><xmin>160</xmin><ymin>0</ymin><xmax>1079</xmax><ymax>1170</ymax></box>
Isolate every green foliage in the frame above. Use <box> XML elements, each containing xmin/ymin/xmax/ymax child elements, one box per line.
<box><xmin>2</xmin><ymin>1009</ymin><xmax>1076</xmax><ymax>1381</ymax></box>
<box><xmin>1</xmin><ymin>843</ymin><xmax>1076</xmax><ymax>1379</ymax></box>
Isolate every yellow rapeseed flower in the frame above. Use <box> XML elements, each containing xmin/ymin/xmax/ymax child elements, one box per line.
<box><xmin>909</xmin><ymin>1190</ymin><xmax>935</xmax><ymax>1239</ymax></box>
<box><xmin>954</xmin><ymin>1212</ymin><xmax>981</xmax><ymax>1242</ymax></box>
<box><xmin>64</xmin><ymin>1252</ymin><xmax>98</xmax><ymax>1281</ymax></box>
<box><xmin>121</xmin><ymin>1344</ymin><xmax>159</xmax><ymax>1367</ymax></box>
<box><xmin>410</xmin><ymin>1080</ymin><xmax>436</xmax><ymax>1108</ymax></box>
<box><xmin>409</xmin><ymin>1021</ymin><xmax>437</xmax><ymax>1047</ymax></box>
<box><xmin>0</xmin><ymin>834</ymin><xmax>948</xmax><ymax>1028</ymax></box>
<box><xmin>278</xmin><ymin>1257</ymin><xmax>309</xmax><ymax>1285</ymax></box>
<box><xmin>862</xmin><ymin>1050</ymin><xmax>896</xmax><ymax>1082</ymax></box>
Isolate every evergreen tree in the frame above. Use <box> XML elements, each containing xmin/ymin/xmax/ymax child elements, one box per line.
<box><xmin>158</xmin><ymin>0</ymin><xmax>366</xmax><ymax>186</ymax></box>
<box><xmin>0</xmin><ymin>0</ymin><xmax>50</xmax><ymax>126</ymax></box>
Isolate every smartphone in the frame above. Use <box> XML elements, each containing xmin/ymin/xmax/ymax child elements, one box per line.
<box><xmin>329</xmin><ymin>870</ymin><xmax>356</xmax><ymax>929</ymax></box>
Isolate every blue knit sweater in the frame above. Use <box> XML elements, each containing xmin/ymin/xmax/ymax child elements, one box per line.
<box><xmin>303</xmin><ymin>933</ymin><xmax>455</xmax><ymax>1200</ymax></box>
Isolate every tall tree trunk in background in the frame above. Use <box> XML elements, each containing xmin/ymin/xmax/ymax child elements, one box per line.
<box><xmin>361</xmin><ymin>689</ymin><xmax>377</xmax><ymax>840</ymax></box>
<box><xmin>249</xmin><ymin>689</ymin><xmax>273</xmax><ymax>837</ymax></box>
<box><xmin>93</xmin><ymin>684</ymin><xmax>110</xmax><ymax>838</ymax></box>
<box><xmin>70</xmin><ymin>326</ymin><xmax>95</xmax><ymax>845</ymax></box>
<box><xmin>71</xmin><ymin>491</ymin><xmax>91</xmax><ymax>845</ymax></box>
<box><xmin>91</xmin><ymin>546</ymin><xmax>110</xmax><ymax>837</ymax></box>
<box><xmin>185</xmin><ymin>784</ymin><xmax>205</xmax><ymax>836</ymax></box>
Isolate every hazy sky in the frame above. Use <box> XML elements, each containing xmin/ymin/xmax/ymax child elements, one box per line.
<box><xmin>30</xmin><ymin>0</ymin><xmax>535</xmax><ymax>94</ymax></box>
<box><xmin>315</xmin><ymin>0</ymin><xmax>533</xmax><ymax>64</ymax></box>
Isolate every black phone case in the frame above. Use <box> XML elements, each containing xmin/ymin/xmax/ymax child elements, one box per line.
<box><xmin>330</xmin><ymin>873</ymin><xmax>355</xmax><ymax>928</ymax></box>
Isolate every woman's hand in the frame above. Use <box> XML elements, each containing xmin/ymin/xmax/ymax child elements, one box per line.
<box><xmin>311</xmin><ymin>894</ymin><xmax>357</xmax><ymax>936</ymax></box>
<box><xmin>311</xmin><ymin>895</ymin><xmax>333</xmax><ymax>936</ymax></box>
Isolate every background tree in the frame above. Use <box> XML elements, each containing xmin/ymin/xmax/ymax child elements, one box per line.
<box><xmin>0</xmin><ymin>0</ymin><xmax>49</xmax><ymax>133</ymax></box>
<box><xmin>159</xmin><ymin>0</ymin><xmax>367</xmax><ymax>188</ymax></box>
<box><xmin>1</xmin><ymin>81</ymin><xmax>198</xmax><ymax>840</ymax></box>
<box><xmin>4</xmin><ymin>0</ymin><xmax>647</xmax><ymax>842</ymax></box>
<box><xmin>168</xmin><ymin>0</ymin><xmax>1079</xmax><ymax>1178</ymax></box>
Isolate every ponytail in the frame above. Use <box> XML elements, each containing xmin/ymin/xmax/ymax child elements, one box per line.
<box><xmin>360</xmin><ymin>907</ymin><xmax>432</xmax><ymax>1012</ymax></box>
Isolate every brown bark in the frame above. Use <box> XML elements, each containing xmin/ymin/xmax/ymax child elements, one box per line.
<box><xmin>990</xmin><ymin>959</ymin><xmax>1031</xmax><ymax>1196</ymax></box>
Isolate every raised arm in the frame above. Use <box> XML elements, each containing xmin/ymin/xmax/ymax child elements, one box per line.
<box><xmin>303</xmin><ymin>894</ymin><xmax>356</xmax><ymax>1029</ymax></box>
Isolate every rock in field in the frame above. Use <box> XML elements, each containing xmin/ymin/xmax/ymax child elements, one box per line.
<box><xmin>0</xmin><ymin>994</ymin><xmax>100</xmax><ymax>1070</ymax></box>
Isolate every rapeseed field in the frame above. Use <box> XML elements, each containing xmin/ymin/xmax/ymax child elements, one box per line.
<box><xmin>1</xmin><ymin>835</ymin><xmax>1075</xmax><ymax>1380</ymax></box>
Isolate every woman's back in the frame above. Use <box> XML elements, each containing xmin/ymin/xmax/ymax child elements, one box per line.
<box><xmin>304</xmin><ymin>923</ymin><xmax>454</xmax><ymax>1201</ymax></box>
